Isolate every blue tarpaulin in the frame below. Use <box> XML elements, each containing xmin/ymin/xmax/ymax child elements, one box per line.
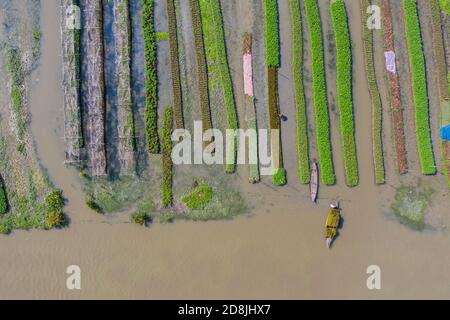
<box><xmin>441</xmin><ymin>125</ymin><xmax>450</xmax><ymax>141</ymax></box>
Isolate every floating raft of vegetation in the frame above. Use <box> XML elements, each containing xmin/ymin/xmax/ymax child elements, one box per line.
<box><xmin>167</xmin><ymin>0</ymin><xmax>184</xmax><ymax>129</ymax></box>
<box><xmin>142</xmin><ymin>0</ymin><xmax>159</xmax><ymax>153</ymax></box>
<box><xmin>304</xmin><ymin>0</ymin><xmax>335</xmax><ymax>185</ymax></box>
<box><xmin>161</xmin><ymin>107</ymin><xmax>174</xmax><ymax>208</ymax></box>
<box><xmin>199</xmin><ymin>0</ymin><xmax>238</xmax><ymax>173</ymax></box>
<box><xmin>115</xmin><ymin>0</ymin><xmax>136</xmax><ymax>176</ymax></box>
<box><xmin>264</xmin><ymin>0</ymin><xmax>286</xmax><ymax>186</ymax></box>
<box><xmin>381</xmin><ymin>0</ymin><xmax>408</xmax><ymax>175</ymax></box>
<box><xmin>360</xmin><ymin>0</ymin><xmax>385</xmax><ymax>185</ymax></box>
<box><xmin>289</xmin><ymin>0</ymin><xmax>310</xmax><ymax>184</ymax></box>
<box><xmin>243</xmin><ymin>33</ymin><xmax>260</xmax><ymax>184</ymax></box>
<box><xmin>83</xmin><ymin>0</ymin><xmax>107</xmax><ymax>176</ymax></box>
<box><xmin>403</xmin><ymin>0</ymin><xmax>436</xmax><ymax>175</ymax></box>
<box><xmin>189</xmin><ymin>0</ymin><xmax>213</xmax><ymax>136</ymax></box>
<box><xmin>330</xmin><ymin>0</ymin><xmax>359</xmax><ymax>187</ymax></box>
<box><xmin>60</xmin><ymin>0</ymin><xmax>83</xmax><ymax>164</ymax></box>
<box><xmin>428</xmin><ymin>0</ymin><xmax>450</xmax><ymax>186</ymax></box>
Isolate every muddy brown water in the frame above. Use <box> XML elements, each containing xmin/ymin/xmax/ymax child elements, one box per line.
<box><xmin>0</xmin><ymin>0</ymin><xmax>449</xmax><ymax>299</ymax></box>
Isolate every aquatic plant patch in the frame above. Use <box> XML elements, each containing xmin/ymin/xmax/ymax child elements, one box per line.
<box><xmin>263</xmin><ymin>0</ymin><xmax>280</xmax><ymax>67</ymax></box>
<box><xmin>403</xmin><ymin>0</ymin><xmax>436</xmax><ymax>175</ymax></box>
<box><xmin>391</xmin><ymin>184</ymin><xmax>434</xmax><ymax>230</ymax></box>
<box><xmin>304</xmin><ymin>0</ymin><xmax>335</xmax><ymax>185</ymax></box>
<box><xmin>142</xmin><ymin>0</ymin><xmax>159</xmax><ymax>153</ymax></box>
<box><xmin>330</xmin><ymin>0</ymin><xmax>358</xmax><ymax>187</ymax></box>
<box><xmin>181</xmin><ymin>183</ymin><xmax>214</xmax><ymax>210</ymax></box>
<box><xmin>289</xmin><ymin>0</ymin><xmax>310</xmax><ymax>184</ymax></box>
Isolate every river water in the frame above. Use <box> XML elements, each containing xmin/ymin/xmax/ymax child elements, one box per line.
<box><xmin>0</xmin><ymin>0</ymin><xmax>449</xmax><ymax>299</ymax></box>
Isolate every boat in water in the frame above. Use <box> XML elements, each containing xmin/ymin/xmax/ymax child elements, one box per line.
<box><xmin>310</xmin><ymin>160</ymin><xmax>318</xmax><ymax>203</ymax></box>
<box><xmin>325</xmin><ymin>200</ymin><xmax>340</xmax><ymax>249</ymax></box>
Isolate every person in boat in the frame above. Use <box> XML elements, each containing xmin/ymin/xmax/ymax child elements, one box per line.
<box><xmin>325</xmin><ymin>201</ymin><xmax>340</xmax><ymax>248</ymax></box>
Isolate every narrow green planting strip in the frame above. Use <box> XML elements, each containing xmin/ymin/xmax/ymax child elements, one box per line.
<box><xmin>304</xmin><ymin>0</ymin><xmax>335</xmax><ymax>185</ymax></box>
<box><xmin>360</xmin><ymin>0</ymin><xmax>385</xmax><ymax>185</ymax></box>
<box><xmin>161</xmin><ymin>107</ymin><xmax>174</xmax><ymax>208</ymax></box>
<box><xmin>289</xmin><ymin>0</ymin><xmax>310</xmax><ymax>184</ymax></box>
<box><xmin>207</xmin><ymin>0</ymin><xmax>239</xmax><ymax>173</ymax></box>
<box><xmin>330</xmin><ymin>0</ymin><xmax>358</xmax><ymax>187</ymax></box>
<box><xmin>263</xmin><ymin>0</ymin><xmax>280</xmax><ymax>67</ymax></box>
<box><xmin>403</xmin><ymin>0</ymin><xmax>436</xmax><ymax>175</ymax></box>
<box><xmin>263</xmin><ymin>0</ymin><xmax>286</xmax><ymax>186</ymax></box>
<box><xmin>268</xmin><ymin>67</ymin><xmax>286</xmax><ymax>186</ymax></box>
<box><xmin>167</xmin><ymin>0</ymin><xmax>184</xmax><ymax>129</ymax></box>
<box><xmin>6</xmin><ymin>48</ymin><xmax>26</xmax><ymax>152</ymax></box>
<box><xmin>142</xmin><ymin>0</ymin><xmax>159</xmax><ymax>153</ymax></box>
<box><xmin>189</xmin><ymin>0</ymin><xmax>212</xmax><ymax>134</ymax></box>
<box><xmin>0</xmin><ymin>176</ymin><xmax>8</xmax><ymax>214</ymax></box>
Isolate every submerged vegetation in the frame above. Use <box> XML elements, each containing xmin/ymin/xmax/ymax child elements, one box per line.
<box><xmin>403</xmin><ymin>0</ymin><xmax>436</xmax><ymax>175</ymax></box>
<box><xmin>304</xmin><ymin>0</ymin><xmax>335</xmax><ymax>185</ymax></box>
<box><xmin>391</xmin><ymin>183</ymin><xmax>434</xmax><ymax>230</ymax></box>
<box><xmin>289</xmin><ymin>0</ymin><xmax>310</xmax><ymax>184</ymax></box>
<box><xmin>330</xmin><ymin>0</ymin><xmax>358</xmax><ymax>187</ymax></box>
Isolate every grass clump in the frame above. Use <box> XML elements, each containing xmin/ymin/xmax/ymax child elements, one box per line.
<box><xmin>304</xmin><ymin>0</ymin><xmax>335</xmax><ymax>185</ymax></box>
<box><xmin>289</xmin><ymin>0</ymin><xmax>310</xmax><ymax>184</ymax></box>
<box><xmin>131</xmin><ymin>211</ymin><xmax>151</xmax><ymax>226</ymax></box>
<box><xmin>161</xmin><ymin>107</ymin><xmax>174</xmax><ymax>208</ymax></box>
<box><xmin>142</xmin><ymin>0</ymin><xmax>159</xmax><ymax>153</ymax></box>
<box><xmin>86</xmin><ymin>194</ymin><xmax>103</xmax><ymax>214</ymax></box>
<box><xmin>330</xmin><ymin>0</ymin><xmax>358</xmax><ymax>187</ymax></box>
<box><xmin>403</xmin><ymin>0</ymin><xmax>436</xmax><ymax>175</ymax></box>
<box><xmin>156</xmin><ymin>31</ymin><xmax>169</xmax><ymax>41</ymax></box>
<box><xmin>272</xmin><ymin>168</ymin><xmax>287</xmax><ymax>186</ymax></box>
<box><xmin>263</xmin><ymin>0</ymin><xmax>280</xmax><ymax>67</ymax></box>
<box><xmin>181</xmin><ymin>183</ymin><xmax>214</xmax><ymax>209</ymax></box>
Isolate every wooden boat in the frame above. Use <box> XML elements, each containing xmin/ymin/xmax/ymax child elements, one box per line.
<box><xmin>310</xmin><ymin>160</ymin><xmax>319</xmax><ymax>203</ymax></box>
<box><xmin>325</xmin><ymin>200</ymin><xmax>340</xmax><ymax>249</ymax></box>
